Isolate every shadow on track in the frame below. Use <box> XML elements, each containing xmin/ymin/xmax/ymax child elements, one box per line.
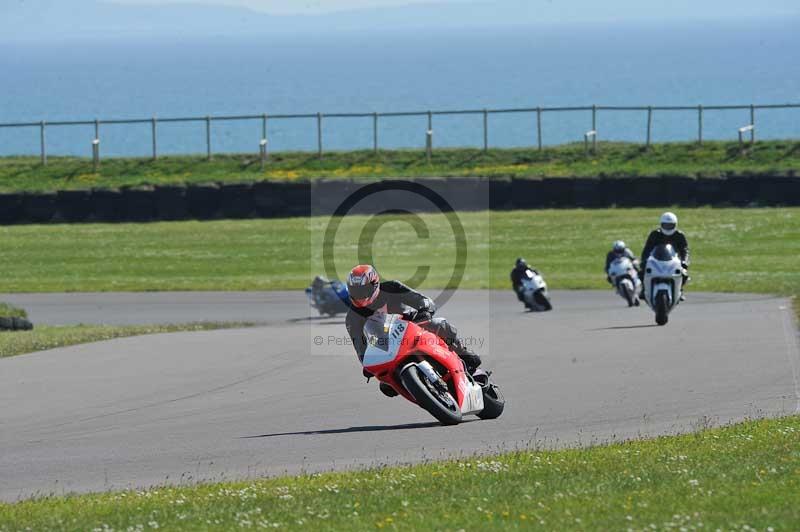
<box><xmin>285</xmin><ymin>316</ymin><xmax>344</xmax><ymax>324</ymax></box>
<box><xmin>242</xmin><ymin>420</ymin><xmax>477</xmax><ymax>439</ymax></box>
<box><xmin>589</xmin><ymin>324</ymin><xmax>661</xmax><ymax>331</ymax></box>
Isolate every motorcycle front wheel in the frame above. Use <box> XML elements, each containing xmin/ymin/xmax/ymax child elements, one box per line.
<box><xmin>400</xmin><ymin>365</ymin><xmax>462</xmax><ymax>426</ymax></box>
<box><xmin>655</xmin><ymin>291</ymin><xmax>670</xmax><ymax>326</ymax></box>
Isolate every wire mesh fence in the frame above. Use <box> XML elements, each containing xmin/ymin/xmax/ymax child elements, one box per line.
<box><xmin>0</xmin><ymin>103</ymin><xmax>798</xmax><ymax>164</ymax></box>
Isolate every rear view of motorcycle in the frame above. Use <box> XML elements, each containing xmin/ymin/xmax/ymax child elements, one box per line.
<box><xmin>642</xmin><ymin>244</ymin><xmax>685</xmax><ymax>325</ymax></box>
<box><xmin>608</xmin><ymin>256</ymin><xmax>641</xmax><ymax>307</ymax></box>
<box><xmin>520</xmin><ymin>270</ymin><xmax>553</xmax><ymax>311</ymax></box>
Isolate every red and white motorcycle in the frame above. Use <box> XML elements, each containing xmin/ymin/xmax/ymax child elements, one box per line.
<box><xmin>361</xmin><ymin>313</ymin><xmax>504</xmax><ymax>425</ymax></box>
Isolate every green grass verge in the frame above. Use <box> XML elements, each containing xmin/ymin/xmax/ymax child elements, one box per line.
<box><xmin>0</xmin><ymin>302</ymin><xmax>27</xmax><ymax>319</ymax></box>
<box><xmin>0</xmin><ymin>208</ymin><xmax>797</xmax><ymax>295</ymax></box>
<box><xmin>1</xmin><ymin>415</ymin><xmax>797</xmax><ymax>530</ymax></box>
<box><xmin>2</xmin><ymin>140</ymin><xmax>799</xmax><ymax>192</ymax></box>
<box><xmin>0</xmin><ymin>322</ymin><xmax>256</xmax><ymax>359</ymax></box>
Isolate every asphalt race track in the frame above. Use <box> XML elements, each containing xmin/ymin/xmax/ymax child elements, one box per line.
<box><xmin>1</xmin><ymin>290</ymin><xmax>798</xmax><ymax>501</ymax></box>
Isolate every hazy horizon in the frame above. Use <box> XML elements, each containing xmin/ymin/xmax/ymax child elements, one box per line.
<box><xmin>2</xmin><ymin>0</ymin><xmax>798</xmax><ymax>43</ymax></box>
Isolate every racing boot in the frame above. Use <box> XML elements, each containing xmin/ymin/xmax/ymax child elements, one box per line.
<box><xmin>451</xmin><ymin>338</ymin><xmax>482</xmax><ymax>374</ymax></box>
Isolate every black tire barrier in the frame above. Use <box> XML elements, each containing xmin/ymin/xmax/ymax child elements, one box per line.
<box><xmin>155</xmin><ymin>185</ymin><xmax>189</xmax><ymax>220</ymax></box>
<box><xmin>663</xmin><ymin>176</ymin><xmax>696</xmax><ymax>206</ymax></box>
<box><xmin>0</xmin><ymin>316</ymin><xmax>33</xmax><ymax>331</ymax></box>
<box><xmin>694</xmin><ymin>178</ymin><xmax>723</xmax><ymax>206</ymax></box>
<box><xmin>488</xmin><ymin>178</ymin><xmax>512</xmax><ymax>210</ymax></box>
<box><xmin>22</xmin><ymin>192</ymin><xmax>58</xmax><ymax>223</ymax></box>
<box><xmin>511</xmin><ymin>178</ymin><xmax>545</xmax><ymax>209</ymax></box>
<box><xmin>123</xmin><ymin>186</ymin><xmax>157</xmax><ymax>222</ymax></box>
<box><xmin>0</xmin><ymin>193</ymin><xmax>24</xmax><ymax>223</ymax></box>
<box><xmin>187</xmin><ymin>183</ymin><xmax>221</xmax><ymax>220</ymax></box>
<box><xmin>92</xmin><ymin>188</ymin><xmax>125</xmax><ymax>222</ymax></box>
<box><xmin>0</xmin><ymin>176</ymin><xmax>797</xmax><ymax>225</ymax></box>
<box><xmin>56</xmin><ymin>190</ymin><xmax>93</xmax><ymax>222</ymax></box>
<box><xmin>220</xmin><ymin>183</ymin><xmax>255</xmax><ymax>219</ymax></box>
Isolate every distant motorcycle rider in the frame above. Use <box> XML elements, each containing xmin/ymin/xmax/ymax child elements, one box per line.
<box><xmin>605</xmin><ymin>240</ymin><xmax>639</xmax><ymax>284</ymax></box>
<box><xmin>510</xmin><ymin>257</ymin><xmax>540</xmax><ymax>302</ymax></box>
<box><xmin>310</xmin><ymin>275</ymin><xmax>332</xmax><ymax>297</ymax></box>
<box><xmin>640</xmin><ymin>212</ymin><xmax>690</xmax><ymax>298</ymax></box>
<box><xmin>344</xmin><ymin>265</ymin><xmax>482</xmax><ymax>398</ymax></box>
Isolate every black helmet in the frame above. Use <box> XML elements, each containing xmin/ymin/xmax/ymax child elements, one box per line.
<box><xmin>515</xmin><ymin>257</ymin><xmax>528</xmax><ymax>269</ymax></box>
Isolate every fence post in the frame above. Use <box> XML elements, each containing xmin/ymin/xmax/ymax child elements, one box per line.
<box><xmin>93</xmin><ymin>119</ymin><xmax>100</xmax><ymax>170</ymax></box>
<box><xmin>151</xmin><ymin>117</ymin><xmax>158</xmax><ymax>160</ymax></box>
<box><xmin>262</xmin><ymin>113</ymin><xmax>267</xmax><ymax>141</ymax></box>
<box><xmin>260</xmin><ymin>139</ymin><xmax>268</xmax><ymax>170</ymax></box>
<box><xmin>698</xmin><ymin>105</ymin><xmax>703</xmax><ymax>145</ymax></box>
<box><xmin>317</xmin><ymin>113</ymin><xmax>323</xmax><ymax>159</ymax></box>
<box><xmin>373</xmin><ymin>112</ymin><xmax>378</xmax><ymax>154</ymax></box>
<box><xmin>426</xmin><ymin>111</ymin><xmax>433</xmax><ymax>163</ymax></box>
<box><xmin>750</xmin><ymin>104</ymin><xmax>756</xmax><ymax>142</ymax></box>
<box><xmin>591</xmin><ymin>105</ymin><xmax>597</xmax><ymax>152</ymax></box>
<box><xmin>483</xmin><ymin>109</ymin><xmax>488</xmax><ymax>152</ymax></box>
<box><xmin>536</xmin><ymin>107</ymin><xmax>542</xmax><ymax>150</ymax></box>
<box><xmin>646</xmin><ymin>106</ymin><xmax>653</xmax><ymax>148</ymax></box>
<box><xmin>40</xmin><ymin>121</ymin><xmax>47</xmax><ymax>166</ymax></box>
<box><xmin>205</xmin><ymin>116</ymin><xmax>212</xmax><ymax>161</ymax></box>
<box><xmin>92</xmin><ymin>138</ymin><xmax>100</xmax><ymax>172</ymax></box>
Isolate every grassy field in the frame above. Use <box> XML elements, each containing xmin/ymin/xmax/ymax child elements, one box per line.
<box><xmin>1</xmin><ymin>140</ymin><xmax>798</xmax><ymax>192</ymax></box>
<box><xmin>0</xmin><ymin>302</ymin><xmax>26</xmax><ymax>319</ymax></box>
<box><xmin>0</xmin><ymin>208</ymin><xmax>797</xmax><ymax>295</ymax></box>
<box><xmin>1</xmin><ymin>415</ymin><xmax>797</xmax><ymax>531</ymax></box>
<box><xmin>0</xmin><ymin>322</ymin><xmax>256</xmax><ymax>359</ymax></box>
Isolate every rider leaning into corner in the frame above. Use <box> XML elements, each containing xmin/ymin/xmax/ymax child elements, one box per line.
<box><xmin>640</xmin><ymin>212</ymin><xmax>691</xmax><ymax>299</ymax></box>
<box><xmin>344</xmin><ymin>264</ymin><xmax>482</xmax><ymax>398</ymax></box>
<box><xmin>605</xmin><ymin>240</ymin><xmax>639</xmax><ymax>284</ymax></box>
<box><xmin>509</xmin><ymin>257</ymin><xmax>540</xmax><ymax>302</ymax></box>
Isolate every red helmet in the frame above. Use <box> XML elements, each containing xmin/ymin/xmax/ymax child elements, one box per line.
<box><xmin>347</xmin><ymin>265</ymin><xmax>380</xmax><ymax>308</ymax></box>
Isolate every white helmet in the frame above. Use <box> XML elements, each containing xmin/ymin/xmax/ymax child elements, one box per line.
<box><xmin>612</xmin><ymin>240</ymin><xmax>626</xmax><ymax>253</ymax></box>
<box><xmin>660</xmin><ymin>212</ymin><xmax>678</xmax><ymax>236</ymax></box>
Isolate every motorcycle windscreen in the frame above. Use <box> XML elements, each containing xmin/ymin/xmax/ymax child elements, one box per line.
<box><xmin>651</xmin><ymin>244</ymin><xmax>677</xmax><ymax>262</ymax></box>
<box><xmin>362</xmin><ymin>314</ymin><xmax>408</xmax><ymax>367</ymax></box>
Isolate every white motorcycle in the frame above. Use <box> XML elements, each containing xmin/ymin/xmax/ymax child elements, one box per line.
<box><xmin>519</xmin><ymin>270</ymin><xmax>552</xmax><ymax>312</ymax></box>
<box><xmin>608</xmin><ymin>256</ymin><xmax>641</xmax><ymax>307</ymax></box>
<box><xmin>643</xmin><ymin>244</ymin><xmax>685</xmax><ymax>326</ymax></box>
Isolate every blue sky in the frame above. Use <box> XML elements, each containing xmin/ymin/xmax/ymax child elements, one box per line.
<box><xmin>110</xmin><ymin>0</ymin><xmax>799</xmax><ymax>18</ymax></box>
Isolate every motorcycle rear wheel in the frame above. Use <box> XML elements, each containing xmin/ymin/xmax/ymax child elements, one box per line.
<box><xmin>400</xmin><ymin>365</ymin><xmax>462</xmax><ymax>426</ymax></box>
<box><xmin>534</xmin><ymin>289</ymin><xmax>553</xmax><ymax>311</ymax></box>
<box><xmin>477</xmin><ymin>382</ymin><xmax>505</xmax><ymax>420</ymax></box>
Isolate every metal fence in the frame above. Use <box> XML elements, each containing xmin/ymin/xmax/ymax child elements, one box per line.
<box><xmin>1</xmin><ymin>103</ymin><xmax>798</xmax><ymax>165</ymax></box>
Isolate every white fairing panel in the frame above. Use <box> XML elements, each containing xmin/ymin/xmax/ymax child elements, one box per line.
<box><xmin>458</xmin><ymin>377</ymin><xmax>485</xmax><ymax>415</ymax></box>
<box><xmin>644</xmin><ymin>254</ymin><xmax>683</xmax><ymax>310</ymax></box>
<box><xmin>362</xmin><ymin>314</ymin><xmax>408</xmax><ymax>367</ymax></box>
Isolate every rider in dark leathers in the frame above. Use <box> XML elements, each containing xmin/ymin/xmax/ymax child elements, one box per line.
<box><xmin>510</xmin><ymin>258</ymin><xmax>539</xmax><ymax>302</ymax></box>
<box><xmin>344</xmin><ymin>265</ymin><xmax>482</xmax><ymax>397</ymax></box>
<box><xmin>640</xmin><ymin>212</ymin><xmax>691</xmax><ymax>298</ymax></box>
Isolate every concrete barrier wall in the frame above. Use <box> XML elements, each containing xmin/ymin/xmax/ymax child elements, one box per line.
<box><xmin>1</xmin><ymin>176</ymin><xmax>798</xmax><ymax>224</ymax></box>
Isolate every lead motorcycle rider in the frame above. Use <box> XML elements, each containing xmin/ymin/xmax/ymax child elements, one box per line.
<box><xmin>640</xmin><ymin>212</ymin><xmax>691</xmax><ymax>299</ymax></box>
<box><xmin>344</xmin><ymin>264</ymin><xmax>482</xmax><ymax>398</ymax></box>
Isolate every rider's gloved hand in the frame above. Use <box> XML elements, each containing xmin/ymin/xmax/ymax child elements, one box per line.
<box><xmin>402</xmin><ymin>309</ymin><xmax>418</xmax><ymax>322</ymax></box>
<box><xmin>362</xmin><ymin>368</ymin><xmax>373</xmax><ymax>381</ymax></box>
<box><xmin>681</xmin><ymin>261</ymin><xmax>688</xmax><ymax>270</ymax></box>
<box><xmin>420</xmin><ymin>298</ymin><xmax>436</xmax><ymax>315</ymax></box>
